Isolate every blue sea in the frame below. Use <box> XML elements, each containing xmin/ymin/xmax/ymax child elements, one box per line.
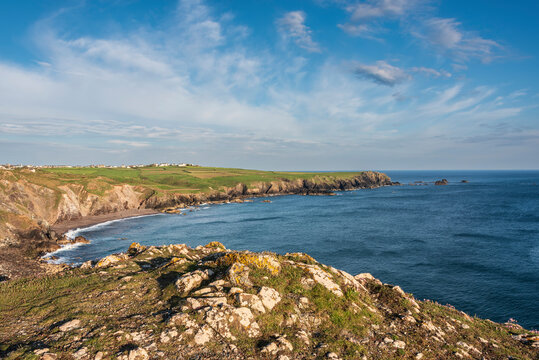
<box><xmin>48</xmin><ymin>170</ymin><xmax>539</xmax><ymax>330</ymax></box>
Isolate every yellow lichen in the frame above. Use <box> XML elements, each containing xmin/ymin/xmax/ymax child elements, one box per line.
<box><xmin>204</xmin><ymin>241</ymin><xmax>226</xmax><ymax>250</ymax></box>
<box><xmin>217</xmin><ymin>252</ymin><xmax>281</xmax><ymax>275</ymax></box>
<box><xmin>286</xmin><ymin>252</ymin><xmax>317</xmax><ymax>264</ymax></box>
<box><xmin>162</xmin><ymin>256</ymin><xmax>187</xmax><ymax>269</ymax></box>
<box><xmin>95</xmin><ymin>254</ymin><xmax>126</xmax><ymax>268</ymax></box>
<box><xmin>127</xmin><ymin>242</ymin><xmax>146</xmax><ymax>256</ymax></box>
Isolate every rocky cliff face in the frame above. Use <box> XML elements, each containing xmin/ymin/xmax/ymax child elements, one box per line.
<box><xmin>0</xmin><ymin>242</ymin><xmax>536</xmax><ymax>359</ymax></box>
<box><xmin>143</xmin><ymin>172</ymin><xmax>391</xmax><ymax>209</ymax></box>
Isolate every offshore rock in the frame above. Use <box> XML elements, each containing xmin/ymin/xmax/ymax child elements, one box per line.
<box><xmin>434</xmin><ymin>179</ymin><xmax>449</xmax><ymax>185</ymax></box>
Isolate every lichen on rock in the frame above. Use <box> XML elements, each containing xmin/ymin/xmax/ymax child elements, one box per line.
<box><xmin>1</xmin><ymin>242</ymin><xmax>537</xmax><ymax>360</ymax></box>
<box><xmin>216</xmin><ymin>251</ymin><xmax>281</xmax><ymax>275</ymax></box>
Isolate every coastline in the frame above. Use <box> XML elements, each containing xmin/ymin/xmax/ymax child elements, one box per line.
<box><xmin>0</xmin><ymin>170</ymin><xmax>393</xmax><ymax>280</ymax></box>
<box><xmin>51</xmin><ymin>208</ymin><xmax>160</xmax><ymax>234</ymax></box>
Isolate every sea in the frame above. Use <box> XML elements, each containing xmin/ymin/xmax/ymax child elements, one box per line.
<box><xmin>46</xmin><ymin>170</ymin><xmax>539</xmax><ymax>330</ymax></box>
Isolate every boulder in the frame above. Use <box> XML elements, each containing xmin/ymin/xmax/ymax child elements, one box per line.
<box><xmin>204</xmin><ymin>241</ymin><xmax>226</xmax><ymax>250</ymax></box>
<box><xmin>175</xmin><ymin>269</ymin><xmax>214</xmax><ymax>295</ymax></box>
<box><xmin>260</xmin><ymin>335</ymin><xmax>293</xmax><ymax>355</ymax></box>
<box><xmin>95</xmin><ymin>254</ymin><xmax>127</xmax><ymax>268</ymax></box>
<box><xmin>301</xmin><ymin>264</ymin><xmax>343</xmax><ymax>297</ymax></box>
<box><xmin>226</xmin><ymin>262</ymin><xmax>252</xmax><ymax>287</ymax></box>
<box><xmin>127</xmin><ymin>242</ymin><xmax>146</xmax><ymax>256</ymax></box>
<box><xmin>236</xmin><ymin>293</ymin><xmax>266</xmax><ymax>313</ymax></box>
<box><xmin>58</xmin><ymin>319</ymin><xmax>81</xmax><ymax>332</ymax></box>
<box><xmin>217</xmin><ymin>252</ymin><xmax>281</xmax><ymax>275</ymax></box>
<box><xmin>80</xmin><ymin>260</ymin><xmax>93</xmax><ymax>269</ymax></box>
<box><xmin>73</xmin><ymin>236</ymin><xmax>90</xmax><ymax>244</ymax></box>
<box><xmin>257</xmin><ymin>286</ymin><xmax>281</xmax><ymax>310</ymax></box>
<box><xmin>434</xmin><ymin>179</ymin><xmax>448</xmax><ymax>185</ymax></box>
<box><xmin>193</xmin><ymin>324</ymin><xmax>215</xmax><ymax>345</ymax></box>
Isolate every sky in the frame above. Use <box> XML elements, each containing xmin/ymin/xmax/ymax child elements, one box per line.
<box><xmin>0</xmin><ymin>0</ymin><xmax>538</xmax><ymax>170</ymax></box>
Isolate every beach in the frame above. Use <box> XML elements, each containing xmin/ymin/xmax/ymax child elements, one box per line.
<box><xmin>51</xmin><ymin>209</ymin><xmax>159</xmax><ymax>234</ymax></box>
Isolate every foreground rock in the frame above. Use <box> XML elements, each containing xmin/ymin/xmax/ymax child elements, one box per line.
<box><xmin>0</xmin><ymin>242</ymin><xmax>536</xmax><ymax>359</ymax></box>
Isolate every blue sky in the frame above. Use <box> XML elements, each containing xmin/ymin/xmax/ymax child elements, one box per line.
<box><xmin>0</xmin><ymin>0</ymin><xmax>538</xmax><ymax>170</ymax></box>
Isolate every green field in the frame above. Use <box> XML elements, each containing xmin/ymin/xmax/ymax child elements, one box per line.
<box><xmin>5</xmin><ymin>166</ymin><xmax>364</xmax><ymax>195</ymax></box>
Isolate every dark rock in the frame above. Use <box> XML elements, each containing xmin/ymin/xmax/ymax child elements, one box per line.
<box><xmin>434</xmin><ymin>179</ymin><xmax>448</xmax><ymax>186</ymax></box>
<box><xmin>74</xmin><ymin>236</ymin><xmax>90</xmax><ymax>244</ymax></box>
<box><xmin>461</xmin><ymin>180</ymin><xmax>469</xmax><ymax>183</ymax></box>
<box><xmin>56</xmin><ymin>235</ymin><xmax>71</xmax><ymax>245</ymax></box>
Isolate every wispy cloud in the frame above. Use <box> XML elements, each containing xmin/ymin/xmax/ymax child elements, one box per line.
<box><xmin>337</xmin><ymin>23</ymin><xmax>381</xmax><ymax>39</ymax></box>
<box><xmin>345</xmin><ymin>0</ymin><xmax>420</xmax><ymax>21</ymax></box>
<box><xmin>412</xmin><ymin>17</ymin><xmax>503</xmax><ymax>63</ymax></box>
<box><xmin>333</xmin><ymin>1</ymin><xmax>503</xmax><ymax>65</ymax></box>
<box><xmin>410</xmin><ymin>66</ymin><xmax>451</xmax><ymax>78</ymax></box>
<box><xmin>108</xmin><ymin>140</ymin><xmax>150</xmax><ymax>148</ymax></box>
<box><xmin>353</xmin><ymin>61</ymin><xmax>410</xmax><ymax>86</ymax></box>
<box><xmin>277</xmin><ymin>11</ymin><xmax>321</xmax><ymax>53</ymax></box>
<box><xmin>336</xmin><ymin>0</ymin><xmax>424</xmax><ymax>38</ymax></box>
<box><xmin>353</xmin><ymin>60</ymin><xmax>451</xmax><ymax>86</ymax></box>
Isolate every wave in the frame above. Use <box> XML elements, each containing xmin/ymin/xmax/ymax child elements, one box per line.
<box><xmin>453</xmin><ymin>232</ymin><xmax>511</xmax><ymax>242</ymax></box>
<box><xmin>65</xmin><ymin>213</ymin><xmax>163</xmax><ymax>239</ymax></box>
<box><xmin>238</xmin><ymin>216</ymin><xmax>283</xmax><ymax>223</ymax></box>
<box><xmin>42</xmin><ymin>242</ymin><xmax>88</xmax><ymax>264</ymax></box>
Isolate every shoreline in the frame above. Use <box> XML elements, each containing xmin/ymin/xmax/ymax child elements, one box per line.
<box><xmin>50</xmin><ymin>183</ymin><xmax>395</xmax><ymax>239</ymax></box>
<box><xmin>51</xmin><ymin>208</ymin><xmax>160</xmax><ymax>234</ymax></box>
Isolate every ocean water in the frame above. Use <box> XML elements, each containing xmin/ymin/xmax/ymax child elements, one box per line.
<box><xmin>48</xmin><ymin>170</ymin><xmax>539</xmax><ymax>329</ymax></box>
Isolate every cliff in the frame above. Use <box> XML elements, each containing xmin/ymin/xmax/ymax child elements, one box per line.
<box><xmin>0</xmin><ymin>167</ymin><xmax>391</xmax><ymax>279</ymax></box>
<box><xmin>0</xmin><ymin>242</ymin><xmax>536</xmax><ymax>359</ymax></box>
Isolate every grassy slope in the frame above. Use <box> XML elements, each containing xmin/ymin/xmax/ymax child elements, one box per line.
<box><xmin>0</xmin><ymin>243</ymin><xmax>536</xmax><ymax>359</ymax></box>
<box><xmin>11</xmin><ymin>166</ymin><xmax>365</xmax><ymax>196</ymax></box>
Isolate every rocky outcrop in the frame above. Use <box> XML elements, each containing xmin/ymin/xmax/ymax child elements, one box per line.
<box><xmin>434</xmin><ymin>179</ymin><xmax>449</xmax><ymax>185</ymax></box>
<box><xmin>0</xmin><ymin>242</ymin><xmax>537</xmax><ymax>359</ymax></box>
<box><xmin>142</xmin><ymin>171</ymin><xmax>392</xmax><ymax>210</ymax></box>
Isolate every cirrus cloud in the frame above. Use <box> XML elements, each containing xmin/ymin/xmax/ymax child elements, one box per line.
<box><xmin>277</xmin><ymin>11</ymin><xmax>321</xmax><ymax>53</ymax></box>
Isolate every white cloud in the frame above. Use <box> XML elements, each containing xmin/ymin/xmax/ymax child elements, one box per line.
<box><xmin>410</xmin><ymin>66</ymin><xmax>451</xmax><ymax>78</ymax></box>
<box><xmin>176</xmin><ymin>0</ymin><xmax>224</xmax><ymax>47</ymax></box>
<box><xmin>345</xmin><ymin>0</ymin><xmax>419</xmax><ymax>21</ymax></box>
<box><xmin>336</xmin><ymin>0</ymin><xmax>423</xmax><ymax>38</ymax></box>
<box><xmin>337</xmin><ymin>23</ymin><xmax>380</xmax><ymax>39</ymax></box>
<box><xmin>333</xmin><ymin>2</ymin><xmax>503</xmax><ymax>65</ymax></box>
<box><xmin>67</xmin><ymin>38</ymin><xmax>173</xmax><ymax>76</ymax></box>
<box><xmin>277</xmin><ymin>11</ymin><xmax>321</xmax><ymax>53</ymax></box>
<box><xmin>414</xmin><ymin>17</ymin><xmax>502</xmax><ymax>63</ymax></box>
<box><xmin>353</xmin><ymin>60</ymin><xmax>410</xmax><ymax>86</ymax></box>
<box><xmin>108</xmin><ymin>140</ymin><xmax>150</xmax><ymax>148</ymax></box>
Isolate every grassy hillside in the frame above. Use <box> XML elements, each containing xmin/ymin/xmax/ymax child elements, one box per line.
<box><xmin>0</xmin><ymin>242</ymin><xmax>536</xmax><ymax>359</ymax></box>
<box><xmin>34</xmin><ymin>166</ymin><xmax>365</xmax><ymax>194</ymax></box>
